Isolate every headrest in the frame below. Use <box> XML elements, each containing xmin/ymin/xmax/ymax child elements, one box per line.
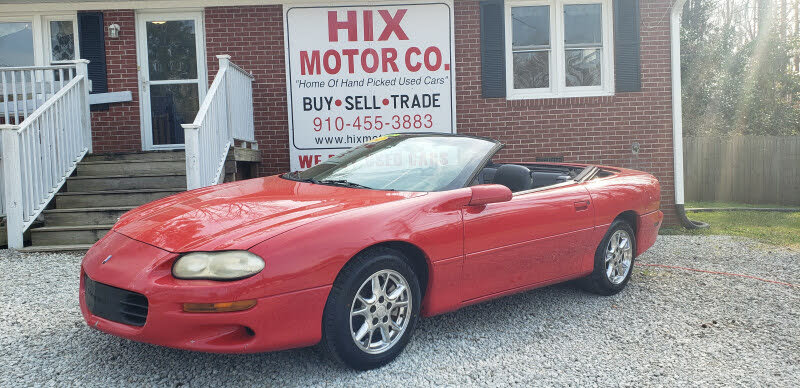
<box><xmin>493</xmin><ymin>164</ymin><xmax>533</xmax><ymax>192</ymax></box>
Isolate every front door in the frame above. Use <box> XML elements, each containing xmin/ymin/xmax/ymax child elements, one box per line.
<box><xmin>461</xmin><ymin>183</ymin><xmax>596</xmax><ymax>302</ymax></box>
<box><xmin>136</xmin><ymin>12</ymin><xmax>206</xmax><ymax>150</ymax></box>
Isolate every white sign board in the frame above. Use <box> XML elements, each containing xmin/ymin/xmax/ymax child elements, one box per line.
<box><xmin>284</xmin><ymin>2</ymin><xmax>456</xmax><ymax>170</ymax></box>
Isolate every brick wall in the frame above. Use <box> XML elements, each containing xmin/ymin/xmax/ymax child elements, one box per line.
<box><xmin>205</xmin><ymin>5</ymin><xmax>290</xmax><ymax>176</ymax></box>
<box><xmin>90</xmin><ymin>10</ymin><xmax>142</xmax><ymax>153</ymax></box>
<box><xmin>454</xmin><ymin>0</ymin><xmax>677</xmax><ymax>224</ymax></box>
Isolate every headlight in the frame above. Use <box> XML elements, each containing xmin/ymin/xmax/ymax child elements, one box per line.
<box><xmin>172</xmin><ymin>251</ymin><xmax>265</xmax><ymax>280</ymax></box>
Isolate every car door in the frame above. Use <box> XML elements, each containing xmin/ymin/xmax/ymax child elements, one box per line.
<box><xmin>461</xmin><ymin>183</ymin><xmax>595</xmax><ymax>302</ymax></box>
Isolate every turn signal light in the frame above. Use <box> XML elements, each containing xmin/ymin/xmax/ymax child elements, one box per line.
<box><xmin>182</xmin><ymin>299</ymin><xmax>257</xmax><ymax>313</ymax></box>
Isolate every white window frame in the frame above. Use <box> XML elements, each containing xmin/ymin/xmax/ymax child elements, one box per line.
<box><xmin>43</xmin><ymin>14</ymin><xmax>81</xmax><ymax>65</ymax></box>
<box><xmin>505</xmin><ymin>0</ymin><xmax>615</xmax><ymax>100</ymax></box>
<box><xmin>0</xmin><ymin>15</ymin><xmax>44</xmax><ymax>67</ymax></box>
<box><xmin>0</xmin><ymin>13</ymin><xmax>80</xmax><ymax>68</ymax></box>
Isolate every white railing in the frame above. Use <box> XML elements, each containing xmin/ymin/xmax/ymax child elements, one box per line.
<box><xmin>2</xmin><ymin>64</ymin><xmax>80</xmax><ymax>125</ymax></box>
<box><xmin>183</xmin><ymin>55</ymin><xmax>255</xmax><ymax>190</ymax></box>
<box><xmin>1</xmin><ymin>64</ymin><xmax>81</xmax><ymax>220</ymax></box>
<box><xmin>0</xmin><ymin>137</ymin><xmax>4</xmax><ymax>218</ymax></box>
<box><xmin>1</xmin><ymin>60</ymin><xmax>91</xmax><ymax>248</ymax></box>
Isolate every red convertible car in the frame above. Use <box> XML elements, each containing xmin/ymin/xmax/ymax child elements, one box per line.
<box><xmin>80</xmin><ymin>133</ymin><xmax>662</xmax><ymax>370</ymax></box>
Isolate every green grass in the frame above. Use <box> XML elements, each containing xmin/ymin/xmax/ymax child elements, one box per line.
<box><xmin>660</xmin><ymin>202</ymin><xmax>800</xmax><ymax>248</ymax></box>
<box><xmin>685</xmin><ymin>201</ymin><xmax>799</xmax><ymax>209</ymax></box>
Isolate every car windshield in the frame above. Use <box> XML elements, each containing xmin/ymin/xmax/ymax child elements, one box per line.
<box><xmin>285</xmin><ymin>135</ymin><xmax>498</xmax><ymax>192</ymax></box>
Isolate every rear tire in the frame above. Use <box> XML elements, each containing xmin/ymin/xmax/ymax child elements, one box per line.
<box><xmin>582</xmin><ymin>219</ymin><xmax>636</xmax><ymax>295</ymax></box>
<box><xmin>320</xmin><ymin>247</ymin><xmax>421</xmax><ymax>370</ymax></box>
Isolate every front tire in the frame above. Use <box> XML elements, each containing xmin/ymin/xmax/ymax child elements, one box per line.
<box><xmin>582</xmin><ymin>219</ymin><xmax>636</xmax><ymax>295</ymax></box>
<box><xmin>320</xmin><ymin>247</ymin><xmax>421</xmax><ymax>370</ymax></box>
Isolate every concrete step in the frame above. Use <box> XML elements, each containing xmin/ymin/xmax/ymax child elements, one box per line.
<box><xmin>19</xmin><ymin>244</ymin><xmax>94</xmax><ymax>252</ymax></box>
<box><xmin>43</xmin><ymin>206</ymin><xmax>135</xmax><ymax>226</ymax></box>
<box><xmin>83</xmin><ymin>150</ymin><xmax>185</xmax><ymax>162</ymax></box>
<box><xmin>77</xmin><ymin>159</ymin><xmax>186</xmax><ymax>176</ymax></box>
<box><xmin>30</xmin><ymin>225</ymin><xmax>113</xmax><ymax>246</ymax></box>
<box><xmin>66</xmin><ymin>174</ymin><xmax>187</xmax><ymax>191</ymax></box>
<box><xmin>55</xmin><ymin>188</ymin><xmax>183</xmax><ymax>208</ymax></box>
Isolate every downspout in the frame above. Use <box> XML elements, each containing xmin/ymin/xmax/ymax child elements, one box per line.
<box><xmin>670</xmin><ymin>0</ymin><xmax>708</xmax><ymax>229</ymax></box>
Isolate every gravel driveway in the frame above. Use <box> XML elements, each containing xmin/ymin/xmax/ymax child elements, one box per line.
<box><xmin>1</xmin><ymin>235</ymin><xmax>798</xmax><ymax>387</ymax></box>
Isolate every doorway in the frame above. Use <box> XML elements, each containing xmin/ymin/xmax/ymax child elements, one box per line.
<box><xmin>135</xmin><ymin>11</ymin><xmax>206</xmax><ymax>150</ymax></box>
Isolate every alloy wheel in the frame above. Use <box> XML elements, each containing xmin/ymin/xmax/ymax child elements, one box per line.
<box><xmin>349</xmin><ymin>269</ymin><xmax>412</xmax><ymax>354</ymax></box>
<box><xmin>605</xmin><ymin>229</ymin><xmax>633</xmax><ymax>285</ymax></box>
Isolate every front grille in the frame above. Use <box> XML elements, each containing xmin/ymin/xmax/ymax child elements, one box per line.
<box><xmin>84</xmin><ymin>274</ymin><xmax>149</xmax><ymax>327</ymax></box>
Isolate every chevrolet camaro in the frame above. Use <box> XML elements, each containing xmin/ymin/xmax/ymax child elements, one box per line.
<box><xmin>80</xmin><ymin>133</ymin><xmax>662</xmax><ymax>370</ymax></box>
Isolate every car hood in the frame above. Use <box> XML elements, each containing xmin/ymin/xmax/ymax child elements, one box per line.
<box><xmin>113</xmin><ymin>175</ymin><xmax>424</xmax><ymax>252</ymax></box>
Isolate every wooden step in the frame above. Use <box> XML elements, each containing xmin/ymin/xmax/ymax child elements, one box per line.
<box><xmin>83</xmin><ymin>150</ymin><xmax>185</xmax><ymax>162</ymax></box>
<box><xmin>55</xmin><ymin>188</ymin><xmax>183</xmax><ymax>208</ymax></box>
<box><xmin>30</xmin><ymin>224</ymin><xmax>113</xmax><ymax>246</ymax></box>
<box><xmin>66</xmin><ymin>174</ymin><xmax>186</xmax><ymax>191</ymax></box>
<box><xmin>43</xmin><ymin>206</ymin><xmax>135</xmax><ymax>226</ymax></box>
<box><xmin>19</xmin><ymin>244</ymin><xmax>94</xmax><ymax>253</ymax></box>
<box><xmin>77</xmin><ymin>159</ymin><xmax>185</xmax><ymax>176</ymax></box>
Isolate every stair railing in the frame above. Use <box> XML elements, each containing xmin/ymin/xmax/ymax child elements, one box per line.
<box><xmin>1</xmin><ymin>64</ymin><xmax>81</xmax><ymax>125</ymax></box>
<box><xmin>1</xmin><ymin>60</ymin><xmax>92</xmax><ymax>248</ymax></box>
<box><xmin>183</xmin><ymin>55</ymin><xmax>255</xmax><ymax>190</ymax></box>
<box><xmin>0</xmin><ymin>137</ymin><xmax>4</xmax><ymax>220</ymax></box>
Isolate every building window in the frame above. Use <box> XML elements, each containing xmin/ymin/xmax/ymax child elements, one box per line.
<box><xmin>48</xmin><ymin>19</ymin><xmax>77</xmax><ymax>62</ymax></box>
<box><xmin>0</xmin><ymin>14</ymin><xmax>80</xmax><ymax>69</ymax></box>
<box><xmin>506</xmin><ymin>0</ymin><xmax>614</xmax><ymax>99</ymax></box>
<box><xmin>511</xmin><ymin>5</ymin><xmax>550</xmax><ymax>89</ymax></box>
<box><xmin>0</xmin><ymin>21</ymin><xmax>35</xmax><ymax>67</ymax></box>
<box><xmin>564</xmin><ymin>4</ymin><xmax>602</xmax><ymax>87</ymax></box>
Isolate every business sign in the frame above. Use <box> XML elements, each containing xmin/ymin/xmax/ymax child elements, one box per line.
<box><xmin>284</xmin><ymin>2</ymin><xmax>456</xmax><ymax>170</ymax></box>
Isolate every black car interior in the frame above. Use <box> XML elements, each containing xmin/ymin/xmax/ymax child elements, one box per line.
<box><xmin>472</xmin><ymin>163</ymin><xmax>584</xmax><ymax>192</ymax></box>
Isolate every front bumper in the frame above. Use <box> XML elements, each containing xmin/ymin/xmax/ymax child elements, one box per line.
<box><xmin>80</xmin><ymin>231</ymin><xmax>331</xmax><ymax>353</ymax></box>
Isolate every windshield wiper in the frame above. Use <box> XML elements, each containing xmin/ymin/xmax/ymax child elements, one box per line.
<box><xmin>318</xmin><ymin>179</ymin><xmax>375</xmax><ymax>190</ymax></box>
<box><xmin>285</xmin><ymin>172</ymin><xmax>319</xmax><ymax>184</ymax></box>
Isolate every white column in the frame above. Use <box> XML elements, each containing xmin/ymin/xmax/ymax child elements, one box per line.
<box><xmin>182</xmin><ymin>124</ymin><xmax>202</xmax><ymax>190</ymax></box>
<box><xmin>1</xmin><ymin>126</ymin><xmax>24</xmax><ymax>249</ymax></box>
<box><xmin>74</xmin><ymin>59</ymin><xmax>93</xmax><ymax>154</ymax></box>
<box><xmin>217</xmin><ymin>55</ymin><xmax>233</xmax><ymax>141</ymax></box>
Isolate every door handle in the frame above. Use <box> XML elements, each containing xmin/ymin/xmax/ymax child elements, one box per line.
<box><xmin>574</xmin><ymin>200</ymin><xmax>590</xmax><ymax>211</ymax></box>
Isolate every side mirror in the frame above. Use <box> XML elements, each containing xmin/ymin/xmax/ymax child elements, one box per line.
<box><xmin>468</xmin><ymin>184</ymin><xmax>512</xmax><ymax>206</ymax></box>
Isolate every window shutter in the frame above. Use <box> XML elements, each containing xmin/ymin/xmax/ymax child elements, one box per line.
<box><xmin>480</xmin><ymin>0</ymin><xmax>506</xmax><ymax>98</ymax></box>
<box><xmin>77</xmin><ymin>11</ymin><xmax>109</xmax><ymax>111</ymax></box>
<box><xmin>613</xmin><ymin>0</ymin><xmax>641</xmax><ymax>92</ymax></box>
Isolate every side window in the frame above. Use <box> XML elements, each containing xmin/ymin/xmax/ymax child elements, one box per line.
<box><xmin>506</xmin><ymin>0</ymin><xmax>613</xmax><ymax>99</ymax></box>
<box><xmin>48</xmin><ymin>20</ymin><xmax>77</xmax><ymax>63</ymax></box>
<box><xmin>45</xmin><ymin>16</ymin><xmax>80</xmax><ymax>81</ymax></box>
<box><xmin>511</xmin><ymin>5</ymin><xmax>550</xmax><ymax>90</ymax></box>
<box><xmin>0</xmin><ymin>21</ymin><xmax>35</xmax><ymax>67</ymax></box>
<box><xmin>481</xmin><ymin>0</ymin><xmax>643</xmax><ymax>98</ymax></box>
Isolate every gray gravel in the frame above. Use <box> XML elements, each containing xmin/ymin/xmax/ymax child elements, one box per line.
<box><xmin>1</xmin><ymin>235</ymin><xmax>798</xmax><ymax>387</ymax></box>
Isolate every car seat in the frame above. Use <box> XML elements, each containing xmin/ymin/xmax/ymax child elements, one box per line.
<box><xmin>476</xmin><ymin>167</ymin><xmax>497</xmax><ymax>184</ymax></box>
<box><xmin>493</xmin><ymin>164</ymin><xmax>533</xmax><ymax>192</ymax></box>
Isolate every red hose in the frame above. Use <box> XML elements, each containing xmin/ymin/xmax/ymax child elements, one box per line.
<box><xmin>638</xmin><ymin>263</ymin><xmax>798</xmax><ymax>288</ymax></box>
